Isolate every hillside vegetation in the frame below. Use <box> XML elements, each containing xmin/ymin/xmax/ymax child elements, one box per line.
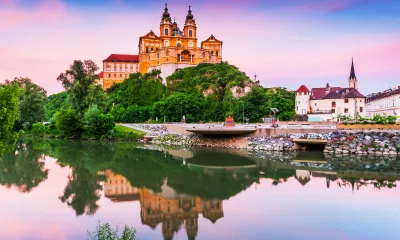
<box><xmin>45</xmin><ymin>61</ymin><xmax>295</xmax><ymax>124</ymax></box>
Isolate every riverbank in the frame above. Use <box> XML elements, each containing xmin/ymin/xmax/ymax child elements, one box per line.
<box><xmin>21</xmin><ymin>124</ymin><xmax>145</xmax><ymax>141</ymax></box>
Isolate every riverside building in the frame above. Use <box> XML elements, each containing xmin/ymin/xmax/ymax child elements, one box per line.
<box><xmin>365</xmin><ymin>87</ymin><xmax>400</xmax><ymax>118</ymax></box>
<box><xmin>295</xmin><ymin>58</ymin><xmax>366</xmax><ymax>121</ymax></box>
<box><xmin>100</xmin><ymin>4</ymin><xmax>223</xmax><ymax>90</ymax></box>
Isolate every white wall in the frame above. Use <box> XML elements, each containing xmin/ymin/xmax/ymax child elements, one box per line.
<box><xmin>366</xmin><ymin>93</ymin><xmax>400</xmax><ymax>117</ymax></box>
<box><xmin>308</xmin><ymin>98</ymin><xmax>365</xmax><ymax>120</ymax></box>
<box><xmin>295</xmin><ymin>92</ymin><xmax>311</xmax><ymax>115</ymax></box>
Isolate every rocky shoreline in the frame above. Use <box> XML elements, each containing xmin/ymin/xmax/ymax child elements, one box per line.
<box><xmin>152</xmin><ymin>131</ymin><xmax>400</xmax><ymax>156</ymax></box>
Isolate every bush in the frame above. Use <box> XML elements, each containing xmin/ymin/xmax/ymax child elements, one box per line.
<box><xmin>87</xmin><ymin>222</ymin><xmax>136</xmax><ymax>240</ymax></box>
<box><xmin>121</xmin><ymin>106</ymin><xmax>151</xmax><ymax>123</ymax></box>
<box><xmin>32</xmin><ymin>123</ymin><xmax>47</xmax><ymax>136</ymax></box>
<box><xmin>55</xmin><ymin>108</ymin><xmax>82</xmax><ymax>138</ymax></box>
<box><xmin>83</xmin><ymin>105</ymin><xmax>115</xmax><ymax>139</ymax></box>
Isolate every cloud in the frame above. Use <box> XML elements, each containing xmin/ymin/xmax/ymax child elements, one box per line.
<box><xmin>0</xmin><ymin>0</ymin><xmax>67</xmax><ymax>29</ymax></box>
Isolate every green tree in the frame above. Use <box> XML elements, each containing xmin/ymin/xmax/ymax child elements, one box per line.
<box><xmin>44</xmin><ymin>91</ymin><xmax>69</xmax><ymax>121</ymax></box>
<box><xmin>268</xmin><ymin>88</ymin><xmax>296</xmax><ymax>121</ymax></box>
<box><xmin>57</xmin><ymin>60</ymin><xmax>105</xmax><ymax>116</ymax></box>
<box><xmin>6</xmin><ymin>78</ymin><xmax>47</xmax><ymax>128</ymax></box>
<box><xmin>152</xmin><ymin>92</ymin><xmax>206</xmax><ymax>123</ymax></box>
<box><xmin>0</xmin><ymin>83</ymin><xmax>23</xmax><ymax>155</ymax></box>
<box><xmin>55</xmin><ymin>108</ymin><xmax>82</xmax><ymax>137</ymax></box>
<box><xmin>83</xmin><ymin>105</ymin><xmax>115</xmax><ymax>139</ymax></box>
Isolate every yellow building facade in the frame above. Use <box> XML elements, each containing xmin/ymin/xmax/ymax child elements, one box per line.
<box><xmin>101</xmin><ymin>4</ymin><xmax>223</xmax><ymax>90</ymax></box>
<box><xmin>104</xmin><ymin>171</ymin><xmax>224</xmax><ymax>240</ymax></box>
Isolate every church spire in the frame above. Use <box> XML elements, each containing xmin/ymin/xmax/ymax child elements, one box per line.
<box><xmin>348</xmin><ymin>57</ymin><xmax>358</xmax><ymax>89</ymax></box>
<box><xmin>350</xmin><ymin>57</ymin><xmax>356</xmax><ymax>79</ymax></box>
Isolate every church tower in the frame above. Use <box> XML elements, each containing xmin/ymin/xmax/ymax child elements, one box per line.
<box><xmin>160</xmin><ymin>4</ymin><xmax>173</xmax><ymax>37</ymax></box>
<box><xmin>348</xmin><ymin>58</ymin><xmax>357</xmax><ymax>89</ymax></box>
<box><xmin>183</xmin><ymin>6</ymin><xmax>197</xmax><ymax>48</ymax></box>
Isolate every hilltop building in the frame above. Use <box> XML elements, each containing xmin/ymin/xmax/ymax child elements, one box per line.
<box><xmin>365</xmin><ymin>87</ymin><xmax>400</xmax><ymax>118</ymax></box>
<box><xmin>295</xmin><ymin>58</ymin><xmax>366</xmax><ymax>121</ymax></box>
<box><xmin>100</xmin><ymin>4</ymin><xmax>223</xmax><ymax>90</ymax></box>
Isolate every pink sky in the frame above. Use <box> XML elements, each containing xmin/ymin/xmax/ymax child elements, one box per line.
<box><xmin>0</xmin><ymin>0</ymin><xmax>399</xmax><ymax>95</ymax></box>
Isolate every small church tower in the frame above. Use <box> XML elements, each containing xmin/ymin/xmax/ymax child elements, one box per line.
<box><xmin>348</xmin><ymin>58</ymin><xmax>357</xmax><ymax>89</ymax></box>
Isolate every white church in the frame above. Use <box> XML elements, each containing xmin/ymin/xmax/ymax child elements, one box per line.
<box><xmin>295</xmin><ymin>58</ymin><xmax>366</xmax><ymax>122</ymax></box>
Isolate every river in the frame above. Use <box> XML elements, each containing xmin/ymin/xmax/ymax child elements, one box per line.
<box><xmin>0</xmin><ymin>138</ymin><xmax>399</xmax><ymax>240</ymax></box>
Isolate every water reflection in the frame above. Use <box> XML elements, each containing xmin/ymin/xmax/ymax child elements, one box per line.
<box><xmin>104</xmin><ymin>170</ymin><xmax>223</xmax><ymax>240</ymax></box>
<box><xmin>0</xmin><ymin>139</ymin><xmax>399</xmax><ymax>239</ymax></box>
<box><xmin>0</xmin><ymin>141</ymin><xmax>48</xmax><ymax>192</ymax></box>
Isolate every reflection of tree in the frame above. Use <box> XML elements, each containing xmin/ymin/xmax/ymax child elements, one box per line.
<box><xmin>59</xmin><ymin>162</ymin><xmax>105</xmax><ymax>216</ymax></box>
<box><xmin>337</xmin><ymin>177</ymin><xmax>397</xmax><ymax>191</ymax></box>
<box><xmin>0</xmin><ymin>140</ymin><xmax>48</xmax><ymax>193</ymax></box>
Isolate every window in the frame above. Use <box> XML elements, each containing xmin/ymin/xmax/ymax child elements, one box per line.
<box><xmin>114</xmin><ymin>74</ymin><xmax>116</xmax><ymax>77</ymax></box>
<box><xmin>157</xmin><ymin>53</ymin><xmax>160</xmax><ymax>58</ymax></box>
<box><xmin>120</xmin><ymin>74</ymin><xmax>122</xmax><ymax>78</ymax></box>
<box><xmin>165</xmin><ymin>28</ymin><xmax>169</xmax><ymax>35</ymax></box>
<box><xmin>146</xmin><ymin>47</ymin><xmax>149</xmax><ymax>53</ymax></box>
<box><xmin>344</xmin><ymin>108</ymin><xmax>349</xmax><ymax>113</ymax></box>
<box><xmin>151</xmin><ymin>47</ymin><xmax>153</xmax><ymax>51</ymax></box>
<box><xmin>331</xmin><ymin>109</ymin><xmax>335</xmax><ymax>113</ymax></box>
<box><xmin>360</xmin><ymin>107</ymin><xmax>363</xmax><ymax>112</ymax></box>
<box><xmin>189</xmin><ymin>42</ymin><xmax>193</xmax><ymax>48</ymax></box>
<box><xmin>177</xmin><ymin>43</ymin><xmax>181</xmax><ymax>48</ymax></box>
<box><xmin>211</xmin><ymin>51</ymin><xmax>214</xmax><ymax>55</ymax></box>
<box><xmin>164</xmin><ymin>40</ymin><xmax>169</xmax><ymax>47</ymax></box>
<box><xmin>156</xmin><ymin>48</ymin><xmax>159</xmax><ymax>51</ymax></box>
<box><xmin>315</xmin><ymin>103</ymin><xmax>317</xmax><ymax>106</ymax></box>
<box><xmin>216</xmin><ymin>51</ymin><xmax>219</xmax><ymax>57</ymax></box>
<box><xmin>332</xmin><ymin>101</ymin><xmax>336</xmax><ymax>107</ymax></box>
<box><xmin>189</xmin><ymin>30</ymin><xmax>193</xmax><ymax>37</ymax></box>
<box><xmin>344</xmin><ymin>99</ymin><xmax>349</xmax><ymax>103</ymax></box>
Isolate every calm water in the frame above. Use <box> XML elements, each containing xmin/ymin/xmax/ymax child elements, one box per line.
<box><xmin>0</xmin><ymin>139</ymin><xmax>400</xmax><ymax>240</ymax></box>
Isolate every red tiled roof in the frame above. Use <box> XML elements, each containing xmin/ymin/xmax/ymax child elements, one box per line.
<box><xmin>311</xmin><ymin>87</ymin><xmax>365</xmax><ymax>99</ymax></box>
<box><xmin>311</xmin><ymin>87</ymin><xmax>340</xmax><ymax>99</ymax></box>
<box><xmin>103</xmin><ymin>54</ymin><xmax>139</xmax><ymax>62</ymax></box>
<box><xmin>296</xmin><ymin>85</ymin><xmax>310</xmax><ymax>93</ymax></box>
<box><xmin>98</xmin><ymin>71</ymin><xmax>104</xmax><ymax>78</ymax></box>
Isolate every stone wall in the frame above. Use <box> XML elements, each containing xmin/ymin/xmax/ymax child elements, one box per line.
<box><xmin>247</xmin><ymin>132</ymin><xmax>400</xmax><ymax>156</ymax></box>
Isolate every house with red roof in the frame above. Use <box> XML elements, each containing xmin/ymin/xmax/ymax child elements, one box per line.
<box><xmin>101</xmin><ymin>54</ymin><xmax>140</xmax><ymax>90</ymax></box>
<box><xmin>295</xmin><ymin>58</ymin><xmax>366</xmax><ymax>121</ymax></box>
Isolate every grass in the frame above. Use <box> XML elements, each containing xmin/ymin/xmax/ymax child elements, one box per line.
<box><xmin>113</xmin><ymin>124</ymin><xmax>146</xmax><ymax>140</ymax></box>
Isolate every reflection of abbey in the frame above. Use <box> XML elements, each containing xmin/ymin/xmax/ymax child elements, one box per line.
<box><xmin>100</xmin><ymin>4</ymin><xmax>223</xmax><ymax>90</ymax></box>
<box><xmin>104</xmin><ymin>170</ymin><xmax>223</xmax><ymax>240</ymax></box>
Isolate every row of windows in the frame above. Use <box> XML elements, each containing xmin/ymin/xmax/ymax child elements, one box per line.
<box><xmin>105</xmin><ymin>74</ymin><xmax>130</xmax><ymax>78</ymax></box>
<box><xmin>164</xmin><ymin>28</ymin><xmax>193</xmax><ymax>37</ymax></box>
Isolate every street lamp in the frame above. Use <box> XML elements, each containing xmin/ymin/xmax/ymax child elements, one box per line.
<box><xmin>180</xmin><ymin>102</ymin><xmax>183</xmax><ymax>123</ymax></box>
<box><xmin>242</xmin><ymin>102</ymin><xmax>245</xmax><ymax>124</ymax></box>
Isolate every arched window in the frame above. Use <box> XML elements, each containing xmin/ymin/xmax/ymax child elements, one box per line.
<box><xmin>189</xmin><ymin>30</ymin><xmax>193</xmax><ymax>37</ymax></box>
<box><xmin>164</xmin><ymin>40</ymin><xmax>169</xmax><ymax>47</ymax></box>
<box><xmin>177</xmin><ymin>43</ymin><xmax>181</xmax><ymax>48</ymax></box>
<box><xmin>165</xmin><ymin>28</ymin><xmax>169</xmax><ymax>36</ymax></box>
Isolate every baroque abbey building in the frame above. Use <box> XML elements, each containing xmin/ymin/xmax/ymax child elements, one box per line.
<box><xmin>100</xmin><ymin>4</ymin><xmax>223</xmax><ymax>89</ymax></box>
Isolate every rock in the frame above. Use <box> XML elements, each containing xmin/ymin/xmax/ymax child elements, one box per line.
<box><xmin>389</xmin><ymin>151</ymin><xmax>397</xmax><ymax>155</ymax></box>
<box><xmin>365</xmin><ymin>164</ymin><xmax>371</xmax><ymax>169</ymax></box>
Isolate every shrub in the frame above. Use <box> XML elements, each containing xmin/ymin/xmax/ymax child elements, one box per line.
<box><xmin>83</xmin><ymin>105</ymin><xmax>115</xmax><ymax>139</ymax></box>
<box><xmin>55</xmin><ymin>108</ymin><xmax>82</xmax><ymax>138</ymax></box>
<box><xmin>87</xmin><ymin>222</ymin><xmax>136</xmax><ymax>240</ymax></box>
<box><xmin>121</xmin><ymin>106</ymin><xmax>151</xmax><ymax>123</ymax></box>
<box><xmin>32</xmin><ymin>123</ymin><xmax>47</xmax><ymax>136</ymax></box>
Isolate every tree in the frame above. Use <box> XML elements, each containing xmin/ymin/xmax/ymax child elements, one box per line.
<box><xmin>57</xmin><ymin>60</ymin><xmax>105</xmax><ymax>116</ymax></box>
<box><xmin>0</xmin><ymin>83</ymin><xmax>22</xmax><ymax>155</ymax></box>
<box><xmin>152</xmin><ymin>92</ymin><xmax>206</xmax><ymax>123</ymax></box>
<box><xmin>45</xmin><ymin>91</ymin><xmax>69</xmax><ymax>121</ymax></box>
<box><xmin>83</xmin><ymin>105</ymin><xmax>115</xmax><ymax>139</ymax></box>
<box><xmin>55</xmin><ymin>109</ymin><xmax>82</xmax><ymax>137</ymax></box>
<box><xmin>6</xmin><ymin>78</ymin><xmax>47</xmax><ymax>128</ymax></box>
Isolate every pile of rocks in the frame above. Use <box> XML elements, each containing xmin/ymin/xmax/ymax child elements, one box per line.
<box><xmin>132</xmin><ymin>124</ymin><xmax>169</xmax><ymax>136</ymax></box>
<box><xmin>153</xmin><ymin>134</ymin><xmax>191</xmax><ymax>146</ymax></box>
<box><xmin>324</xmin><ymin>132</ymin><xmax>400</xmax><ymax>156</ymax></box>
<box><xmin>247</xmin><ymin>136</ymin><xmax>295</xmax><ymax>152</ymax></box>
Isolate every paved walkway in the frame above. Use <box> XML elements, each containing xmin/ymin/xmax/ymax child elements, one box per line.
<box><xmin>120</xmin><ymin>124</ymin><xmax>155</xmax><ymax>134</ymax></box>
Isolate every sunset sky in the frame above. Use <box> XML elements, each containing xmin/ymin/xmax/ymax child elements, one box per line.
<box><xmin>0</xmin><ymin>0</ymin><xmax>399</xmax><ymax>95</ymax></box>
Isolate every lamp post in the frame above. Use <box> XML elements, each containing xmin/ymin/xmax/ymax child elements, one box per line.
<box><xmin>136</xmin><ymin>104</ymin><xmax>138</xmax><ymax>123</ymax></box>
<box><xmin>180</xmin><ymin>102</ymin><xmax>183</xmax><ymax>123</ymax></box>
<box><xmin>242</xmin><ymin>102</ymin><xmax>245</xmax><ymax>124</ymax></box>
